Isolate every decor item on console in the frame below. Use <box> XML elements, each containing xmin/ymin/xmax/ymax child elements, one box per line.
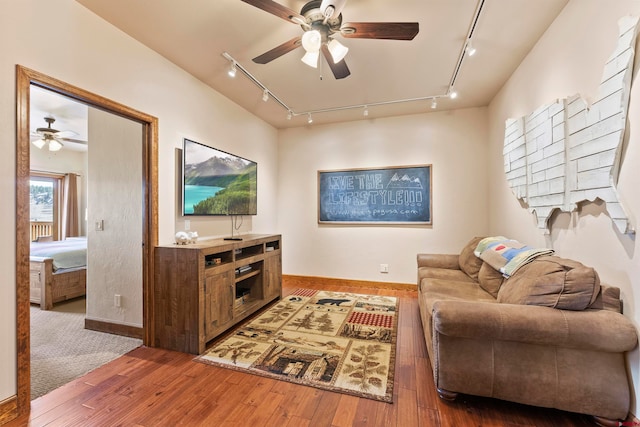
<box><xmin>503</xmin><ymin>16</ymin><xmax>638</xmax><ymax>236</ymax></box>
<box><xmin>174</xmin><ymin>231</ymin><xmax>198</xmax><ymax>245</ymax></box>
<box><xmin>417</xmin><ymin>236</ymin><xmax>637</xmax><ymax>426</ymax></box>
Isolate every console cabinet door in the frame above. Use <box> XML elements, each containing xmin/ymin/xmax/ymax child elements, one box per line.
<box><xmin>264</xmin><ymin>254</ymin><xmax>282</xmax><ymax>301</ymax></box>
<box><xmin>204</xmin><ymin>269</ymin><xmax>234</xmax><ymax>341</ymax></box>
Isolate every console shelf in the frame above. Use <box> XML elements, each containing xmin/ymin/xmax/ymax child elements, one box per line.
<box><xmin>153</xmin><ymin>234</ymin><xmax>282</xmax><ymax>354</ymax></box>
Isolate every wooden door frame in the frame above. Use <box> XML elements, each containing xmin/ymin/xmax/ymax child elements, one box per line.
<box><xmin>15</xmin><ymin>65</ymin><xmax>158</xmax><ymax>418</ymax></box>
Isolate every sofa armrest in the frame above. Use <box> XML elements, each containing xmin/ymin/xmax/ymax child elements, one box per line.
<box><xmin>417</xmin><ymin>254</ymin><xmax>460</xmax><ymax>270</ymax></box>
<box><xmin>432</xmin><ymin>300</ymin><xmax>638</xmax><ymax>353</ymax></box>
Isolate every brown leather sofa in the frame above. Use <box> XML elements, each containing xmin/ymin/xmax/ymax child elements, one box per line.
<box><xmin>417</xmin><ymin>237</ymin><xmax>638</xmax><ymax>426</ymax></box>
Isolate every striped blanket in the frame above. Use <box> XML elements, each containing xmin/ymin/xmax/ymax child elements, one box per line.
<box><xmin>474</xmin><ymin>236</ymin><xmax>554</xmax><ymax>278</ymax></box>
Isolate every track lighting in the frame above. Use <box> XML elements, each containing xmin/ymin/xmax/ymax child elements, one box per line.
<box><xmin>465</xmin><ymin>42</ymin><xmax>476</xmax><ymax>57</ymax></box>
<box><xmin>228</xmin><ymin>61</ymin><xmax>237</xmax><ymax>78</ymax></box>
<box><xmin>221</xmin><ymin>0</ymin><xmax>482</xmax><ymax>123</ymax></box>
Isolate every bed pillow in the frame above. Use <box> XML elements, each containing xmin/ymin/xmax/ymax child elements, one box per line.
<box><xmin>497</xmin><ymin>256</ymin><xmax>600</xmax><ymax>310</ymax></box>
<box><xmin>458</xmin><ymin>236</ymin><xmax>485</xmax><ymax>281</ymax></box>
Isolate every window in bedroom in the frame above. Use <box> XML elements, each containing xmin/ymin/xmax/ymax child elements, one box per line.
<box><xmin>30</xmin><ymin>173</ymin><xmax>62</xmax><ymax>241</ymax></box>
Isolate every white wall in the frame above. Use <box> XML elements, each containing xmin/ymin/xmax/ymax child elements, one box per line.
<box><xmin>86</xmin><ymin>108</ymin><xmax>143</xmax><ymax>327</ymax></box>
<box><xmin>278</xmin><ymin>108</ymin><xmax>490</xmax><ymax>285</ymax></box>
<box><xmin>0</xmin><ymin>0</ymin><xmax>278</xmax><ymax>403</ymax></box>
<box><xmin>488</xmin><ymin>0</ymin><xmax>640</xmax><ymax>414</ymax></box>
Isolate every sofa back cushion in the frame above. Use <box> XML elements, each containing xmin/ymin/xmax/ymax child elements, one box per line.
<box><xmin>588</xmin><ymin>284</ymin><xmax>623</xmax><ymax>313</ymax></box>
<box><xmin>477</xmin><ymin>262</ymin><xmax>504</xmax><ymax>298</ymax></box>
<box><xmin>497</xmin><ymin>256</ymin><xmax>600</xmax><ymax>310</ymax></box>
<box><xmin>458</xmin><ymin>236</ymin><xmax>485</xmax><ymax>281</ymax></box>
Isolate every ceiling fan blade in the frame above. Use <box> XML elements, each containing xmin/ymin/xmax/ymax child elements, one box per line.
<box><xmin>253</xmin><ymin>36</ymin><xmax>302</xmax><ymax>64</ymax></box>
<box><xmin>60</xmin><ymin>137</ymin><xmax>88</xmax><ymax>144</ymax></box>
<box><xmin>54</xmin><ymin>130</ymin><xmax>79</xmax><ymax>139</ymax></box>
<box><xmin>341</xmin><ymin>22</ymin><xmax>419</xmax><ymax>40</ymax></box>
<box><xmin>321</xmin><ymin>45</ymin><xmax>350</xmax><ymax>79</ymax></box>
<box><xmin>240</xmin><ymin>0</ymin><xmax>304</xmax><ymax>24</ymax></box>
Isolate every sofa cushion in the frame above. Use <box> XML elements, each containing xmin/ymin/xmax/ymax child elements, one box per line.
<box><xmin>458</xmin><ymin>236</ymin><xmax>485</xmax><ymax>281</ymax></box>
<box><xmin>418</xmin><ymin>268</ymin><xmax>474</xmax><ymax>291</ymax></box>
<box><xmin>421</xmin><ymin>278</ymin><xmax>496</xmax><ymax>314</ymax></box>
<box><xmin>477</xmin><ymin>262</ymin><xmax>504</xmax><ymax>298</ymax></box>
<box><xmin>497</xmin><ymin>256</ymin><xmax>600</xmax><ymax>310</ymax></box>
<box><xmin>588</xmin><ymin>284</ymin><xmax>622</xmax><ymax>313</ymax></box>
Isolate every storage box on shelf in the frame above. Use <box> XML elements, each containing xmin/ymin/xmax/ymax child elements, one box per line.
<box><xmin>153</xmin><ymin>234</ymin><xmax>282</xmax><ymax>354</ymax></box>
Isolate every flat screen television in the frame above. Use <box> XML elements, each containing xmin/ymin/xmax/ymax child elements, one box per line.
<box><xmin>182</xmin><ymin>138</ymin><xmax>257</xmax><ymax>216</ymax></box>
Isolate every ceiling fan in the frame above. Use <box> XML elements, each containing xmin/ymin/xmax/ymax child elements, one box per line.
<box><xmin>241</xmin><ymin>0</ymin><xmax>419</xmax><ymax>79</ymax></box>
<box><xmin>31</xmin><ymin>116</ymin><xmax>84</xmax><ymax>152</ymax></box>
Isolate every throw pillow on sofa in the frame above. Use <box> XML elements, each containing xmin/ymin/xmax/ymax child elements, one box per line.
<box><xmin>477</xmin><ymin>262</ymin><xmax>504</xmax><ymax>298</ymax></box>
<box><xmin>497</xmin><ymin>256</ymin><xmax>600</xmax><ymax>310</ymax></box>
<box><xmin>458</xmin><ymin>236</ymin><xmax>485</xmax><ymax>280</ymax></box>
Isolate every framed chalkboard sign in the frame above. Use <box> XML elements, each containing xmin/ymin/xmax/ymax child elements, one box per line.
<box><xmin>318</xmin><ymin>165</ymin><xmax>432</xmax><ymax>224</ymax></box>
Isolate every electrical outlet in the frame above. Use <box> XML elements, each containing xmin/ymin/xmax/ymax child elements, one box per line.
<box><xmin>114</xmin><ymin>294</ymin><xmax>122</xmax><ymax>308</ymax></box>
<box><xmin>380</xmin><ymin>264</ymin><xmax>389</xmax><ymax>273</ymax></box>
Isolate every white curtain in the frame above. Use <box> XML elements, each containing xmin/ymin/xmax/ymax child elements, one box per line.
<box><xmin>62</xmin><ymin>173</ymin><xmax>79</xmax><ymax>238</ymax></box>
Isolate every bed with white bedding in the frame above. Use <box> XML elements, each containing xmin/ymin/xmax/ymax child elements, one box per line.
<box><xmin>30</xmin><ymin>237</ymin><xmax>87</xmax><ymax>309</ymax></box>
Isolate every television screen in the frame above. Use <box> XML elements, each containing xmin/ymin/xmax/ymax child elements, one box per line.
<box><xmin>182</xmin><ymin>139</ymin><xmax>257</xmax><ymax>216</ymax></box>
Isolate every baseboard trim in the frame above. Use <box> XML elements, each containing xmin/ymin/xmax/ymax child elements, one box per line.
<box><xmin>84</xmin><ymin>318</ymin><xmax>143</xmax><ymax>339</ymax></box>
<box><xmin>0</xmin><ymin>395</ymin><xmax>18</xmax><ymax>424</ymax></box>
<box><xmin>283</xmin><ymin>274</ymin><xmax>416</xmax><ymax>292</ymax></box>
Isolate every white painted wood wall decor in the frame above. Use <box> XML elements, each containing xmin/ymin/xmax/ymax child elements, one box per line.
<box><xmin>503</xmin><ymin>16</ymin><xmax>638</xmax><ymax>235</ymax></box>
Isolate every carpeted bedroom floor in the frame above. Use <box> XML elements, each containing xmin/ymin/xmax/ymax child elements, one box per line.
<box><xmin>30</xmin><ymin>298</ymin><xmax>142</xmax><ymax>400</ymax></box>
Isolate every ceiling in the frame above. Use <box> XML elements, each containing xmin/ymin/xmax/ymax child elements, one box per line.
<box><xmin>64</xmin><ymin>0</ymin><xmax>568</xmax><ymax>129</ymax></box>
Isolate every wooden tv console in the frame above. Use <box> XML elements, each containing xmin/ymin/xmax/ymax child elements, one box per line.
<box><xmin>153</xmin><ymin>234</ymin><xmax>282</xmax><ymax>354</ymax></box>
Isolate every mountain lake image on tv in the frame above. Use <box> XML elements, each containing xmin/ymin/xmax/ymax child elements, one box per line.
<box><xmin>183</xmin><ymin>139</ymin><xmax>257</xmax><ymax>216</ymax></box>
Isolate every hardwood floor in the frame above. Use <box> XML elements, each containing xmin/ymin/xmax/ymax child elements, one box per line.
<box><xmin>6</xmin><ymin>279</ymin><xmax>599</xmax><ymax>426</ymax></box>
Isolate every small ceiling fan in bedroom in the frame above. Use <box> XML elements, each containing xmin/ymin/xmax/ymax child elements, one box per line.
<box><xmin>31</xmin><ymin>116</ymin><xmax>84</xmax><ymax>152</ymax></box>
<box><xmin>240</xmin><ymin>0</ymin><xmax>419</xmax><ymax>79</ymax></box>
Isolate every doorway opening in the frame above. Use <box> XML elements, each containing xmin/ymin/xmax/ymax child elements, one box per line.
<box><xmin>16</xmin><ymin>65</ymin><xmax>158</xmax><ymax>416</ymax></box>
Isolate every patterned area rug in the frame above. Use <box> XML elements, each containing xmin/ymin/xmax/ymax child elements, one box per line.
<box><xmin>195</xmin><ymin>289</ymin><xmax>398</xmax><ymax>402</ymax></box>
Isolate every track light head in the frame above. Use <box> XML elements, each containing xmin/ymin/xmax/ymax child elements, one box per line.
<box><xmin>465</xmin><ymin>42</ymin><xmax>476</xmax><ymax>57</ymax></box>
<box><xmin>262</xmin><ymin>89</ymin><xmax>269</xmax><ymax>102</ymax></box>
<box><xmin>307</xmin><ymin>113</ymin><xmax>313</xmax><ymax>124</ymax></box>
<box><xmin>228</xmin><ymin>61</ymin><xmax>237</xmax><ymax>78</ymax></box>
<box><xmin>431</xmin><ymin>98</ymin><xmax>437</xmax><ymax>109</ymax></box>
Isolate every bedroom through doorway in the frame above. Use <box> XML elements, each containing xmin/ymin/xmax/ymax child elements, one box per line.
<box><xmin>27</xmin><ymin>83</ymin><xmax>144</xmax><ymax>400</ymax></box>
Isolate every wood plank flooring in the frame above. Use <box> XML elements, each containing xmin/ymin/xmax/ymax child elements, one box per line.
<box><xmin>6</xmin><ymin>279</ymin><xmax>599</xmax><ymax>426</ymax></box>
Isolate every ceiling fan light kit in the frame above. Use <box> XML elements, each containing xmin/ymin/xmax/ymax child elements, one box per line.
<box><xmin>241</xmin><ymin>0</ymin><xmax>419</xmax><ymax>79</ymax></box>
<box><xmin>327</xmin><ymin>38</ymin><xmax>348</xmax><ymax>63</ymax></box>
<box><xmin>31</xmin><ymin>116</ymin><xmax>70</xmax><ymax>152</ymax></box>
